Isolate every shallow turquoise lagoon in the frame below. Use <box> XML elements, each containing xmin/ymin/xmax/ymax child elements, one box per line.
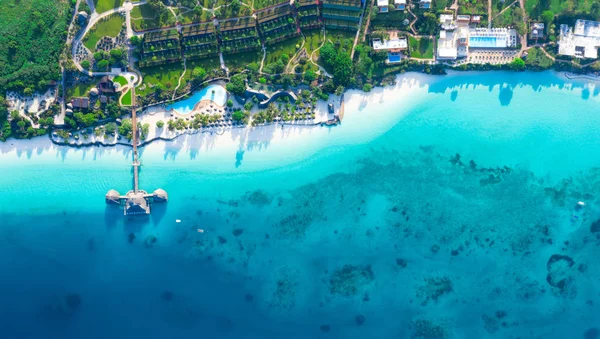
<box><xmin>1</xmin><ymin>71</ymin><xmax>600</xmax><ymax>338</ymax></box>
<box><xmin>167</xmin><ymin>84</ymin><xmax>227</xmax><ymax>115</ymax></box>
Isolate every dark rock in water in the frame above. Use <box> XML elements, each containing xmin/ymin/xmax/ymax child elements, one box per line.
<box><xmin>495</xmin><ymin>310</ymin><xmax>507</xmax><ymax>319</ymax></box>
<box><xmin>591</xmin><ymin>219</ymin><xmax>600</xmax><ymax>233</ymax></box>
<box><xmin>245</xmin><ymin>189</ymin><xmax>272</xmax><ymax>206</ymax></box>
<box><xmin>585</xmin><ymin>328</ymin><xmax>600</xmax><ymax>339</ymax></box>
<box><xmin>320</xmin><ymin>324</ymin><xmax>331</xmax><ymax>333</ymax></box>
<box><xmin>218</xmin><ymin>236</ymin><xmax>227</xmax><ymax>244</ymax></box>
<box><xmin>161</xmin><ymin>291</ymin><xmax>173</xmax><ymax>302</ymax></box>
<box><xmin>355</xmin><ymin>314</ymin><xmax>366</xmax><ymax>326</ymax></box>
<box><xmin>430</xmin><ymin>244</ymin><xmax>440</xmax><ymax>253</ymax></box>
<box><xmin>578</xmin><ymin>263</ymin><xmax>588</xmax><ymax>273</ymax></box>
<box><xmin>145</xmin><ymin>235</ymin><xmax>157</xmax><ymax>247</ymax></box>
<box><xmin>396</xmin><ymin>258</ymin><xmax>407</xmax><ymax>267</ymax></box>
<box><xmin>244</xmin><ymin>293</ymin><xmax>254</xmax><ymax>302</ymax></box>
<box><xmin>128</xmin><ymin>233</ymin><xmax>136</xmax><ymax>243</ymax></box>
<box><xmin>232</xmin><ymin>229</ymin><xmax>244</xmax><ymax>237</ymax></box>
<box><xmin>546</xmin><ymin>254</ymin><xmax>576</xmax><ymax>295</ymax></box>
<box><xmin>65</xmin><ymin>294</ymin><xmax>81</xmax><ymax>310</ymax></box>
<box><xmin>417</xmin><ymin>276</ymin><xmax>453</xmax><ymax>305</ymax></box>
<box><xmin>329</xmin><ymin>264</ymin><xmax>375</xmax><ymax>296</ymax></box>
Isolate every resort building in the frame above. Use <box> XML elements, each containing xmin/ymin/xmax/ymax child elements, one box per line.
<box><xmin>321</xmin><ymin>0</ymin><xmax>363</xmax><ymax>31</ymax></box>
<box><xmin>372</xmin><ymin>32</ymin><xmax>407</xmax><ymax>63</ymax></box>
<box><xmin>436</xmin><ymin>13</ymin><xmax>468</xmax><ymax>60</ymax></box>
<box><xmin>97</xmin><ymin>76</ymin><xmax>116</xmax><ymax>94</ymax></box>
<box><xmin>558</xmin><ymin>20</ymin><xmax>600</xmax><ymax>59</ymax></box>
<box><xmin>395</xmin><ymin>0</ymin><xmax>406</xmax><ymax>10</ymax></box>
<box><xmin>468</xmin><ymin>28</ymin><xmax>518</xmax><ymax>49</ymax></box>
<box><xmin>530</xmin><ymin>22</ymin><xmax>545</xmax><ymax>39</ymax></box>
<box><xmin>471</xmin><ymin>15</ymin><xmax>481</xmax><ymax>24</ymax></box>
<box><xmin>457</xmin><ymin>15</ymin><xmax>470</xmax><ymax>24</ymax></box>
<box><xmin>71</xmin><ymin>97</ymin><xmax>89</xmax><ymax>110</ymax></box>
<box><xmin>377</xmin><ymin>0</ymin><xmax>388</xmax><ymax>12</ymax></box>
<box><xmin>440</xmin><ymin>14</ymin><xmax>456</xmax><ymax>31</ymax></box>
<box><xmin>420</xmin><ymin>0</ymin><xmax>431</xmax><ymax>9</ymax></box>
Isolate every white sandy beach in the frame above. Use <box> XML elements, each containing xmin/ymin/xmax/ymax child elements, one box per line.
<box><xmin>1</xmin><ymin>73</ymin><xmax>433</xmax><ymax>169</ymax></box>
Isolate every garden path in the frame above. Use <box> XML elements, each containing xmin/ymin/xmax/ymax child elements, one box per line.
<box><xmin>172</xmin><ymin>58</ymin><xmax>187</xmax><ymax>100</ymax></box>
<box><xmin>350</xmin><ymin>0</ymin><xmax>367</xmax><ymax>59</ymax></box>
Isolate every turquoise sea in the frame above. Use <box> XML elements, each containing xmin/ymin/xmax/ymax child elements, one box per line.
<box><xmin>2</xmin><ymin>71</ymin><xmax>600</xmax><ymax>338</ymax></box>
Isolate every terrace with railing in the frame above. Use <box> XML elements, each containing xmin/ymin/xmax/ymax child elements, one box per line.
<box><xmin>256</xmin><ymin>3</ymin><xmax>299</xmax><ymax>45</ymax></box>
<box><xmin>322</xmin><ymin>0</ymin><xmax>363</xmax><ymax>11</ymax></box>
<box><xmin>218</xmin><ymin>17</ymin><xmax>261</xmax><ymax>54</ymax></box>
<box><xmin>256</xmin><ymin>2</ymin><xmax>293</xmax><ymax>24</ymax></box>
<box><xmin>221</xmin><ymin>38</ymin><xmax>262</xmax><ymax>54</ymax></box>
<box><xmin>321</xmin><ymin>0</ymin><xmax>362</xmax><ymax>30</ymax></box>
<box><xmin>219</xmin><ymin>17</ymin><xmax>257</xmax><ymax>33</ymax></box>
<box><xmin>139</xmin><ymin>49</ymin><xmax>182</xmax><ymax>67</ymax></box>
<box><xmin>181</xmin><ymin>23</ymin><xmax>219</xmax><ymax>59</ymax></box>
<box><xmin>298</xmin><ymin>4</ymin><xmax>321</xmax><ymax>30</ymax></box>
<box><xmin>140</xmin><ymin>29</ymin><xmax>182</xmax><ymax>67</ymax></box>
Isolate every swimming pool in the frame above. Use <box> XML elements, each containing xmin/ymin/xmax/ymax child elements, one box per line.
<box><xmin>388</xmin><ymin>53</ymin><xmax>401</xmax><ymax>63</ymax></box>
<box><xmin>469</xmin><ymin>36</ymin><xmax>505</xmax><ymax>48</ymax></box>
<box><xmin>168</xmin><ymin>84</ymin><xmax>227</xmax><ymax>115</ymax></box>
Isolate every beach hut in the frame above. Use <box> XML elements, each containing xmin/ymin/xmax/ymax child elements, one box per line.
<box><xmin>105</xmin><ymin>189</ymin><xmax>121</xmax><ymax>204</ymax></box>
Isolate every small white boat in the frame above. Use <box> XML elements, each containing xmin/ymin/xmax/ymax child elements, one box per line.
<box><xmin>176</xmin><ymin>219</ymin><xmax>181</xmax><ymax>223</ymax></box>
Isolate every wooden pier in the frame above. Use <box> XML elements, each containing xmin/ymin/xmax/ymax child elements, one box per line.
<box><xmin>105</xmin><ymin>82</ymin><xmax>168</xmax><ymax>215</ymax></box>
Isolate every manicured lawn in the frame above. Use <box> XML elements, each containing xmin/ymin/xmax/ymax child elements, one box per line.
<box><xmin>457</xmin><ymin>0</ymin><xmax>487</xmax><ymax>15</ymax></box>
<box><xmin>84</xmin><ymin>14</ymin><xmax>124</xmax><ymax>51</ymax></box>
<box><xmin>66</xmin><ymin>79</ymin><xmax>99</xmax><ymax>100</ymax></box>
<box><xmin>325</xmin><ymin>29</ymin><xmax>355</xmax><ymax>53</ymax></box>
<box><xmin>223</xmin><ymin>51</ymin><xmax>263</xmax><ymax>70</ymax></box>
<box><xmin>138</xmin><ymin>62</ymin><xmax>185</xmax><ymax>96</ymax></box>
<box><xmin>121</xmin><ymin>89</ymin><xmax>132</xmax><ymax>106</ymax></box>
<box><xmin>187</xmin><ymin>57</ymin><xmax>221</xmax><ymax>76</ymax></box>
<box><xmin>409</xmin><ymin>36</ymin><xmax>434</xmax><ymax>59</ymax></box>
<box><xmin>265</xmin><ymin>37</ymin><xmax>302</xmax><ymax>64</ymax></box>
<box><xmin>131</xmin><ymin>3</ymin><xmax>173</xmax><ymax>31</ymax></box>
<box><xmin>113</xmin><ymin>75</ymin><xmax>128</xmax><ymax>86</ymax></box>
<box><xmin>303</xmin><ymin>29</ymin><xmax>324</xmax><ymax>57</ymax></box>
<box><xmin>93</xmin><ymin>0</ymin><xmax>125</xmax><ymax>14</ymax></box>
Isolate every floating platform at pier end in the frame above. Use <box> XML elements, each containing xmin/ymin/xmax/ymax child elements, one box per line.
<box><xmin>105</xmin><ymin>86</ymin><xmax>167</xmax><ymax>215</ymax></box>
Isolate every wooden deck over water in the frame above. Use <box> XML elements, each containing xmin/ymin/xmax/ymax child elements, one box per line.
<box><xmin>131</xmin><ymin>85</ymin><xmax>139</xmax><ymax>193</ymax></box>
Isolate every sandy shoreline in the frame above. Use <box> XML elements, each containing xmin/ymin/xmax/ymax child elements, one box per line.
<box><xmin>2</xmin><ymin>70</ymin><xmax>591</xmax><ymax>163</ymax></box>
<box><xmin>0</xmin><ymin>72</ymin><xmax>435</xmax><ymax>158</ymax></box>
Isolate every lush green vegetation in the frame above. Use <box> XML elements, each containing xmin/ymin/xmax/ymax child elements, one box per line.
<box><xmin>409</xmin><ymin>37</ymin><xmax>434</xmax><ymax>59</ymax></box>
<box><xmin>131</xmin><ymin>3</ymin><xmax>174</xmax><ymax>31</ymax></box>
<box><xmin>84</xmin><ymin>14</ymin><xmax>125</xmax><ymax>51</ymax></box>
<box><xmin>121</xmin><ymin>89</ymin><xmax>132</xmax><ymax>106</ymax></box>
<box><xmin>457</xmin><ymin>0</ymin><xmax>487</xmax><ymax>15</ymax></box>
<box><xmin>113</xmin><ymin>75</ymin><xmax>128</xmax><ymax>87</ymax></box>
<box><xmin>524</xmin><ymin>47</ymin><xmax>554</xmax><ymax>69</ymax></box>
<box><xmin>93</xmin><ymin>0</ymin><xmax>125</xmax><ymax>14</ymax></box>
<box><xmin>66</xmin><ymin>80</ymin><xmax>99</xmax><ymax>100</ymax></box>
<box><xmin>226</xmin><ymin>74</ymin><xmax>247</xmax><ymax>96</ymax></box>
<box><xmin>319</xmin><ymin>42</ymin><xmax>353</xmax><ymax>87</ymax></box>
<box><xmin>138</xmin><ymin>62</ymin><xmax>185</xmax><ymax>96</ymax></box>
<box><xmin>0</xmin><ymin>0</ymin><xmax>70</xmax><ymax>94</ymax></box>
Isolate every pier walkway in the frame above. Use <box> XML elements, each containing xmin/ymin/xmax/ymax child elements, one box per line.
<box><xmin>105</xmin><ymin>84</ymin><xmax>168</xmax><ymax>215</ymax></box>
<box><xmin>131</xmin><ymin>85</ymin><xmax>140</xmax><ymax>193</ymax></box>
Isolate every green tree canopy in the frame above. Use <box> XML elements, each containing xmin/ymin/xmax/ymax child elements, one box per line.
<box><xmin>192</xmin><ymin>67</ymin><xmax>207</xmax><ymax>82</ymax></box>
<box><xmin>226</xmin><ymin>74</ymin><xmax>246</xmax><ymax>96</ymax></box>
<box><xmin>510</xmin><ymin>57</ymin><xmax>526</xmax><ymax>71</ymax></box>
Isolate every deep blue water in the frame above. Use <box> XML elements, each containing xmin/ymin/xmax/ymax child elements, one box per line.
<box><xmin>2</xmin><ymin>72</ymin><xmax>600</xmax><ymax>338</ymax></box>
